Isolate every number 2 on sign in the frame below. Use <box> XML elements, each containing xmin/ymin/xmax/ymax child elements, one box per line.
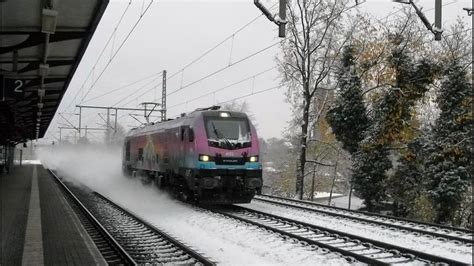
<box><xmin>14</xmin><ymin>80</ymin><xmax>23</xmax><ymax>93</ymax></box>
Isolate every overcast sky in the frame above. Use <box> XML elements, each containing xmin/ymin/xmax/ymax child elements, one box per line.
<box><xmin>46</xmin><ymin>0</ymin><xmax>472</xmax><ymax>143</ymax></box>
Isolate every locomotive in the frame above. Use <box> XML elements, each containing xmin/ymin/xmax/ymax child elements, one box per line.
<box><xmin>122</xmin><ymin>106</ymin><xmax>263</xmax><ymax>204</ymax></box>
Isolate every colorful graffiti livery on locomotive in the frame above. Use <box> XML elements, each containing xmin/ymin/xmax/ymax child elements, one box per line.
<box><xmin>122</xmin><ymin>107</ymin><xmax>263</xmax><ymax>204</ymax></box>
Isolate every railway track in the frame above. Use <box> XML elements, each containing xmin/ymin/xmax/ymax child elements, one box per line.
<box><xmin>49</xmin><ymin>170</ymin><xmax>136</xmax><ymax>265</ymax></box>
<box><xmin>50</xmin><ymin>170</ymin><xmax>214</xmax><ymax>265</ymax></box>
<box><xmin>207</xmin><ymin>205</ymin><xmax>467</xmax><ymax>265</ymax></box>
<box><xmin>255</xmin><ymin>194</ymin><xmax>473</xmax><ymax>246</ymax></box>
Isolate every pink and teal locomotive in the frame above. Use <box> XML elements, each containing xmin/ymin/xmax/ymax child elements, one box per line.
<box><xmin>122</xmin><ymin>106</ymin><xmax>263</xmax><ymax>204</ymax></box>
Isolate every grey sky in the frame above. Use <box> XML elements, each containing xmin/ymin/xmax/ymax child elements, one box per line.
<box><xmin>46</xmin><ymin>0</ymin><xmax>472</xmax><ymax>142</ymax></box>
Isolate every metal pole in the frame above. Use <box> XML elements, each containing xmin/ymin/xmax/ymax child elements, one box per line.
<box><xmin>348</xmin><ymin>181</ymin><xmax>353</xmax><ymax>209</ymax></box>
<box><xmin>162</xmin><ymin>70</ymin><xmax>166</xmax><ymax>121</ymax></box>
<box><xmin>106</xmin><ymin>108</ymin><xmax>110</xmax><ymax>143</ymax></box>
<box><xmin>434</xmin><ymin>0</ymin><xmax>442</xmax><ymax>40</ymax></box>
<box><xmin>19</xmin><ymin>149</ymin><xmax>23</xmax><ymax>166</ymax></box>
<box><xmin>310</xmin><ymin>164</ymin><xmax>316</xmax><ymax>201</ymax></box>
<box><xmin>114</xmin><ymin>108</ymin><xmax>118</xmax><ymax>134</ymax></box>
<box><xmin>78</xmin><ymin>106</ymin><xmax>82</xmax><ymax>137</ymax></box>
<box><xmin>278</xmin><ymin>0</ymin><xmax>287</xmax><ymax>38</ymax></box>
<box><xmin>59</xmin><ymin>128</ymin><xmax>62</xmax><ymax>143</ymax></box>
<box><xmin>328</xmin><ymin>150</ymin><xmax>340</xmax><ymax>206</ymax></box>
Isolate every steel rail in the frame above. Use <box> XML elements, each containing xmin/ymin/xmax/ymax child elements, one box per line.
<box><xmin>94</xmin><ymin>192</ymin><xmax>216</xmax><ymax>266</ymax></box>
<box><xmin>48</xmin><ymin>170</ymin><xmax>137</xmax><ymax>265</ymax></box>
<box><xmin>255</xmin><ymin>195</ymin><xmax>473</xmax><ymax>245</ymax></box>
<box><xmin>208</xmin><ymin>205</ymin><xmax>467</xmax><ymax>265</ymax></box>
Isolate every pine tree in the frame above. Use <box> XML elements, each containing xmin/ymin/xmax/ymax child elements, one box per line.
<box><xmin>389</xmin><ymin>135</ymin><xmax>431</xmax><ymax>218</ymax></box>
<box><xmin>327</xmin><ymin>46</ymin><xmax>369</xmax><ymax>154</ymax></box>
<box><xmin>425</xmin><ymin>61</ymin><xmax>473</xmax><ymax>224</ymax></box>
<box><xmin>352</xmin><ymin>143</ymin><xmax>392</xmax><ymax>211</ymax></box>
<box><xmin>353</xmin><ymin>46</ymin><xmax>436</xmax><ymax>212</ymax></box>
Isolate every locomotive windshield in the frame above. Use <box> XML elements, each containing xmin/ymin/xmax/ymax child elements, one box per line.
<box><xmin>205</xmin><ymin>118</ymin><xmax>251</xmax><ymax>149</ymax></box>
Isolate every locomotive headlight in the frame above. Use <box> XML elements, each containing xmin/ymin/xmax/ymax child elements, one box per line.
<box><xmin>199</xmin><ymin>154</ymin><xmax>210</xmax><ymax>162</ymax></box>
<box><xmin>219</xmin><ymin>112</ymin><xmax>230</xmax><ymax>118</ymax></box>
<box><xmin>249</xmin><ymin>156</ymin><xmax>258</xmax><ymax>162</ymax></box>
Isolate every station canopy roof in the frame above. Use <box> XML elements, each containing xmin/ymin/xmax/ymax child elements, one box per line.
<box><xmin>0</xmin><ymin>0</ymin><xmax>108</xmax><ymax>145</ymax></box>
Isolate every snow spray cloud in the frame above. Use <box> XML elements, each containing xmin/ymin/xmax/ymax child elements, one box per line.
<box><xmin>36</xmin><ymin>143</ymin><xmax>174</xmax><ymax>207</ymax></box>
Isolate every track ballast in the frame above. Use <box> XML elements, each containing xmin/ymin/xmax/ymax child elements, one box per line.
<box><xmin>255</xmin><ymin>194</ymin><xmax>473</xmax><ymax>246</ymax></box>
<box><xmin>50</xmin><ymin>170</ymin><xmax>214</xmax><ymax>265</ymax></box>
<box><xmin>206</xmin><ymin>204</ymin><xmax>467</xmax><ymax>265</ymax></box>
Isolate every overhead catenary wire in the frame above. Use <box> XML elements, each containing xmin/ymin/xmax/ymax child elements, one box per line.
<box><xmin>166</xmin><ymin>66</ymin><xmax>277</xmax><ymax>110</ymax></box>
<box><xmin>116</xmin><ymin>0</ymin><xmax>364</xmax><ymax>126</ymax></box>
<box><xmin>78</xmin><ymin>0</ymin><xmax>154</xmax><ymax>105</ymax></box>
<box><xmin>163</xmin><ymin>0</ymin><xmax>366</xmax><ymax>101</ymax></box>
<box><xmin>166</xmin><ymin>41</ymin><xmax>282</xmax><ymax>97</ymax></box>
<box><xmin>167</xmin><ymin>85</ymin><xmax>282</xmax><ymax>119</ymax></box>
<box><xmin>82</xmin><ymin>72</ymin><xmax>162</xmax><ymax>104</ymax></box>
<box><xmin>111</xmin><ymin>73</ymin><xmax>163</xmax><ymax>107</ymax></box>
<box><xmin>114</xmin><ymin>79</ymin><xmax>163</xmax><ymax>107</ymax></box>
<box><xmin>48</xmin><ymin>1</ymin><xmax>154</xmax><ymax>139</ymax></box>
<box><xmin>50</xmin><ymin>1</ymin><xmax>358</xmax><ymax>137</ymax></box>
<box><xmin>64</xmin><ymin>0</ymin><xmax>133</xmax><ymax>112</ymax></box>
<box><xmin>109</xmin><ymin>2</ymin><xmax>280</xmax><ymax>107</ymax></box>
<box><xmin>115</xmin><ymin>40</ymin><xmax>281</xmax><ymax>109</ymax></box>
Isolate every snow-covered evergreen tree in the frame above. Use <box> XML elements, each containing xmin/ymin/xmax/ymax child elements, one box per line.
<box><xmin>353</xmin><ymin>44</ymin><xmax>436</xmax><ymax>212</ymax></box>
<box><xmin>327</xmin><ymin>46</ymin><xmax>369</xmax><ymax>154</ymax></box>
<box><xmin>389</xmin><ymin>135</ymin><xmax>431</xmax><ymax>218</ymax></box>
<box><xmin>352</xmin><ymin>144</ymin><xmax>392</xmax><ymax>211</ymax></box>
<box><xmin>425</xmin><ymin>61</ymin><xmax>473</xmax><ymax>224</ymax></box>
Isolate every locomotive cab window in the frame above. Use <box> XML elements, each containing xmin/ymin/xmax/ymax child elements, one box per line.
<box><xmin>188</xmin><ymin>128</ymin><xmax>195</xmax><ymax>142</ymax></box>
<box><xmin>138</xmin><ymin>148</ymin><xmax>143</xmax><ymax>161</ymax></box>
<box><xmin>125</xmin><ymin>141</ymin><xmax>131</xmax><ymax>160</ymax></box>
<box><xmin>205</xmin><ymin>117</ymin><xmax>251</xmax><ymax>149</ymax></box>
<box><xmin>180</xmin><ymin>127</ymin><xmax>185</xmax><ymax>141</ymax></box>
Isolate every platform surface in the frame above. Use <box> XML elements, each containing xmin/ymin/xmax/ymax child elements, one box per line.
<box><xmin>1</xmin><ymin>164</ymin><xmax>106</xmax><ymax>265</ymax></box>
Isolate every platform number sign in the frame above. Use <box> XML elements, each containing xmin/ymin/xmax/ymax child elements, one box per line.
<box><xmin>1</xmin><ymin>75</ymin><xmax>25</xmax><ymax>101</ymax></box>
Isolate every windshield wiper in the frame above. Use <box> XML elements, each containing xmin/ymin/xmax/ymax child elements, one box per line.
<box><xmin>210</xmin><ymin>122</ymin><xmax>234</xmax><ymax>149</ymax></box>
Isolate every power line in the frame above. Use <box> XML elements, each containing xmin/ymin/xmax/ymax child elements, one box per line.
<box><xmin>116</xmin><ymin>39</ymin><xmax>280</xmax><ymax>108</ymax></box>
<box><xmin>167</xmin><ymin>41</ymin><xmax>281</xmax><ymax>98</ymax></box>
<box><xmin>168</xmin><ymin>85</ymin><xmax>281</xmax><ymax>118</ymax></box>
<box><xmin>78</xmin><ymin>0</ymin><xmax>154</xmax><ymax>105</ymax></box>
<box><xmin>164</xmin><ymin>1</ymin><xmax>368</xmax><ymax>100</ymax></box>
<box><xmin>175</xmin><ymin>15</ymin><xmax>263</xmax><ymax>75</ymax></box>
<box><xmin>83</xmin><ymin>72</ymin><xmax>162</xmax><ymax>104</ymax></box>
<box><xmin>167</xmin><ymin>2</ymin><xmax>279</xmax><ymax>79</ymax></box>
<box><xmin>218</xmin><ymin>85</ymin><xmax>281</xmax><ymax>105</ymax></box>
<box><xmin>113</xmin><ymin>78</ymin><xmax>163</xmax><ymax>107</ymax></box>
<box><xmin>167</xmin><ymin>66</ymin><xmax>277</xmax><ymax>110</ymax></box>
<box><xmin>110</xmin><ymin>3</ymin><xmax>279</xmax><ymax>107</ymax></box>
<box><xmin>50</xmin><ymin>1</ymin><xmax>154</xmax><ymax>138</ymax></box>
<box><xmin>64</xmin><ymin>1</ymin><xmax>132</xmax><ymax>111</ymax></box>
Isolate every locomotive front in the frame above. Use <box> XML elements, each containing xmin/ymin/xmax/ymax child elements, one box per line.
<box><xmin>191</xmin><ymin>110</ymin><xmax>262</xmax><ymax>203</ymax></box>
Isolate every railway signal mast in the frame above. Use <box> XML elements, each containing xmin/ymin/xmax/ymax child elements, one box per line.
<box><xmin>393</xmin><ymin>0</ymin><xmax>443</xmax><ymax>41</ymax></box>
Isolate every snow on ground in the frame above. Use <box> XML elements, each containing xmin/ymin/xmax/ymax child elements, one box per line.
<box><xmin>37</xmin><ymin>145</ymin><xmax>353</xmax><ymax>265</ymax></box>
<box><xmin>312</xmin><ymin>195</ymin><xmax>365</xmax><ymax>210</ymax></box>
<box><xmin>312</xmin><ymin>192</ymin><xmax>343</xmax><ymax>199</ymax></box>
<box><xmin>14</xmin><ymin>159</ymin><xmax>42</xmax><ymax>165</ymax></box>
<box><xmin>241</xmin><ymin>201</ymin><xmax>473</xmax><ymax>264</ymax></box>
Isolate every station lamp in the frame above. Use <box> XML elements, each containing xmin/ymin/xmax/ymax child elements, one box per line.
<box><xmin>42</xmin><ymin>8</ymin><xmax>58</xmax><ymax>34</ymax></box>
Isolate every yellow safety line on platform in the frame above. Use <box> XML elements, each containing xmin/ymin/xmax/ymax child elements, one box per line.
<box><xmin>22</xmin><ymin>165</ymin><xmax>44</xmax><ymax>265</ymax></box>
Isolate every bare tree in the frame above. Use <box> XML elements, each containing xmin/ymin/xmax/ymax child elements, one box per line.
<box><xmin>277</xmin><ymin>0</ymin><xmax>359</xmax><ymax>199</ymax></box>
